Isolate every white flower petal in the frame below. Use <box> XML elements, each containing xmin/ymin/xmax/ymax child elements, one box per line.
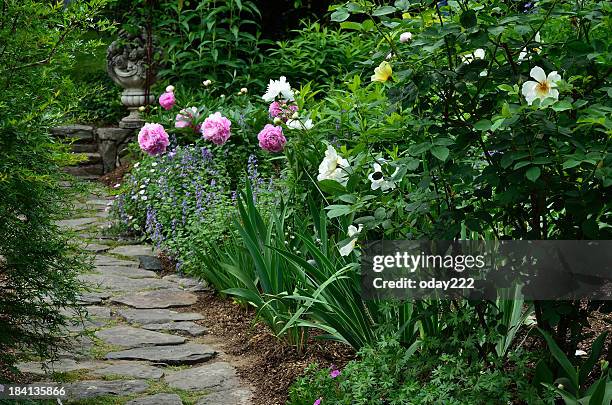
<box><xmin>521</xmin><ymin>81</ymin><xmax>538</xmax><ymax>98</ymax></box>
<box><xmin>547</xmin><ymin>71</ymin><xmax>561</xmax><ymax>84</ymax></box>
<box><xmin>575</xmin><ymin>350</ymin><xmax>587</xmax><ymax>357</ymax></box>
<box><xmin>534</xmin><ymin>32</ymin><xmax>541</xmax><ymax>43</ymax></box>
<box><xmin>474</xmin><ymin>48</ymin><xmax>485</xmax><ymax>59</ymax></box>
<box><xmin>530</xmin><ymin>66</ymin><xmax>547</xmax><ymax>83</ymax></box>
<box><xmin>548</xmin><ymin>88</ymin><xmax>559</xmax><ymax>101</ymax></box>
<box><xmin>339</xmin><ymin>239</ymin><xmax>357</xmax><ymax>256</ymax></box>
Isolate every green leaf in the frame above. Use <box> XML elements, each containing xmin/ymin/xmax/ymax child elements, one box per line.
<box><xmin>578</xmin><ymin>331</ymin><xmax>608</xmax><ymax>386</ymax></box>
<box><xmin>325</xmin><ymin>204</ymin><xmax>352</xmax><ymax>218</ymax></box>
<box><xmin>552</xmin><ymin>100</ymin><xmax>573</xmax><ymax>112</ymax></box>
<box><xmin>318</xmin><ymin>179</ymin><xmax>346</xmax><ymax>194</ymax></box>
<box><xmin>331</xmin><ymin>8</ymin><xmax>350</xmax><ymax>22</ymax></box>
<box><xmin>539</xmin><ymin>329</ymin><xmax>579</xmax><ymax>394</ymax></box>
<box><xmin>372</xmin><ymin>6</ymin><xmax>396</xmax><ymax>16</ymax></box>
<box><xmin>563</xmin><ymin>160</ymin><xmax>582</xmax><ymax>169</ymax></box>
<box><xmin>525</xmin><ymin>166</ymin><xmax>541</xmax><ymax>182</ymax></box>
<box><xmin>474</xmin><ymin>119</ymin><xmax>492</xmax><ymax>131</ymax></box>
<box><xmin>497</xmin><ymin>84</ymin><xmax>514</xmax><ymax>92</ymax></box>
<box><xmin>408</xmin><ymin>142</ymin><xmax>431</xmax><ymax>155</ymax></box>
<box><xmin>340</xmin><ymin>21</ymin><xmax>363</xmax><ymax>31</ymax></box>
<box><xmin>460</xmin><ymin>10</ymin><xmax>477</xmax><ymax>28</ymax></box>
<box><xmin>431</xmin><ymin>146</ymin><xmax>450</xmax><ymax>162</ymax></box>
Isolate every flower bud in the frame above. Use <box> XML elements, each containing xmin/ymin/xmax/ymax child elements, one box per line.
<box><xmin>138</xmin><ymin>106</ymin><xmax>145</xmax><ymax>112</ymax></box>
<box><xmin>273</xmin><ymin>117</ymin><xmax>283</xmax><ymax>125</ymax></box>
<box><xmin>557</xmin><ymin>384</ymin><xmax>564</xmax><ymax>390</ymax></box>
<box><xmin>400</xmin><ymin>32</ymin><xmax>412</xmax><ymax>43</ymax></box>
<box><xmin>165</xmin><ymin>85</ymin><xmax>175</xmax><ymax>92</ymax></box>
<box><xmin>240</xmin><ymin>87</ymin><xmax>248</xmax><ymax>94</ymax></box>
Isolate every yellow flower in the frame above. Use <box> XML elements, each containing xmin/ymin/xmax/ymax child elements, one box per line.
<box><xmin>371</xmin><ymin>61</ymin><xmax>393</xmax><ymax>83</ymax></box>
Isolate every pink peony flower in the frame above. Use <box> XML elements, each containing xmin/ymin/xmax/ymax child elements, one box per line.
<box><xmin>268</xmin><ymin>100</ymin><xmax>298</xmax><ymax>122</ymax></box>
<box><xmin>257</xmin><ymin>124</ymin><xmax>286</xmax><ymax>153</ymax></box>
<box><xmin>138</xmin><ymin>123</ymin><xmax>169</xmax><ymax>156</ymax></box>
<box><xmin>269</xmin><ymin>101</ymin><xmax>283</xmax><ymax>118</ymax></box>
<box><xmin>330</xmin><ymin>369</ymin><xmax>340</xmax><ymax>378</ymax></box>
<box><xmin>201</xmin><ymin>112</ymin><xmax>231</xmax><ymax>145</ymax></box>
<box><xmin>159</xmin><ymin>91</ymin><xmax>176</xmax><ymax>110</ymax></box>
<box><xmin>175</xmin><ymin>107</ymin><xmax>200</xmax><ymax>130</ymax></box>
<box><xmin>313</xmin><ymin>398</ymin><xmax>322</xmax><ymax>405</ymax></box>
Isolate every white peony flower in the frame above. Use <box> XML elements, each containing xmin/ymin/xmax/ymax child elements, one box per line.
<box><xmin>368</xmin><ymin>163</ymin><xmax>397</xmax><ymax>192</ymax></box>
<box><xmin>317</xmin><ymin>145</ymin><xmax>350</xmax><ymax>186</ymax></box>
<box><xmin>399</xmin><ymin>32</ymin><xmax>412</xmax><ymax>43</ymax></box>
<box><xmin>461</xmin><ymin>48</ymin><xmax>485</xmax><ymax>64</ymax></box>
<box><xmin>286</xmin><ymin>118</ymin><xmax>313</xmax><ymax>130</ymax></box>
<box><xmin>339</xmin><ymin>224</ymin><xmax>363</xmax><ymax>256</ymax></box>
<box><xmin>521</xmin><ymin>66</ymin><xmax>561</xmax><ymax>105</ymax></box>
<box><xmin>165</xmin><ymin>85</ymin><xmax>175</xmax><ymax>92</ymax></box>
<box><xmin>240</xmin><ymin>87</ymin><xmax>248</xmax><ymax>94</ymax></box>
<box><xmin>262</xmin><ymin>76</ymin><xmax>294</xmax><ymax>102</ymax></box>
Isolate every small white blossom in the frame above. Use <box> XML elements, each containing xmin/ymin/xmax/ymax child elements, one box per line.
<box><xmin>518</xmin><ymin>32</ymin><xmax>542</xmax><ymax>62</ymax></box>
<box><xmin>286</xmin><ymin>118</ymin><xmax>313</xmax><ymax>130</ymax></box>
<box><xmin>575</xmin><ymin>349</ymin><xmax>587</xmax><ymax>357</ymax></box>
<box><xmin>368</xmin><ymin>163</ymin><xmax>397</xmax><ymax>192</ymax></box>
<box><xmin>203</xmin><ymin>79</ymin><xmax>212</xmax><ymax>86</ymax></box>
<box><xmin>339</xmin><ymin>224</ymin><xmax>363</xmax><ymax>256</ymax></box>
<box><xmin>521</xmin><ymin>66</ymin><xmax>561</xmax><ymax>106</ymax></box>
<box><xmin>165</xmin><ymin>85</ymin><xmax>175</xmax><ymax>92</ymax></box>
<box><xmin>400</xmin><ymin>32</ymin><xmax>412</xmax><ymax>43</ymax></box>
<box><xmin>240</xmin><ymin>87</ymin><xmax>248</xmax><ymax>94</ymax></box>
<box><xmin>317</xmin><ymin>145</ymin><xmax>350</xmax><ymax>186</ymax></box>
<box><xmin>114</xmin><ymin>183</ymin><xmax>121</xmax><ymax>188</ymax></box>
<box><xmin>461</xmin><ymin>48</ymin><xmax>485</xmax><ymax>64</ymax></box>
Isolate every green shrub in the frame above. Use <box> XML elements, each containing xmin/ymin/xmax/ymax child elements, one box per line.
<box><xmin>0</xmin><ymin>0</ymin><xmax>109</xmax><ymax>370</ymax></box>
<box><xmin>289</xmin><ymin>337</ymin><xmax>544</xmax><ymax>405</ymax></box>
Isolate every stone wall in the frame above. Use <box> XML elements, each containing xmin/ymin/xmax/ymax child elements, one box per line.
<box><xmin>51</xmin><ymin>124</ymin><xmax>135</xmax><ymax>176</ymax></box>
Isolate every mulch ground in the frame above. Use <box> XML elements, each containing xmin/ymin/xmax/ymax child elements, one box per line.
<box><xmin>186</xmin><ymin>290</ymin><xmax>355</xmax><ymax>405</ymax></box>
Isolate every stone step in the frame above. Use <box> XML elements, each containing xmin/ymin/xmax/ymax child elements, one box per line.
<box><xmin>51</xmin><ymin>124</ymin><xmax>95</xmax><ymax>141</ymax></box>
<box><xmin>68</xmin><ymin>152</ymin><xmax>102</xmax><ymax>166</ymax></box>
<box><xmin>72</xmin><ymin>143</ymin><xmax>99</xmax><ymax>153</ymax></box>
<box><xmin>64</xmin><ymin>164</ymin><xmax>103</xmax><ymax>177</ymax></box>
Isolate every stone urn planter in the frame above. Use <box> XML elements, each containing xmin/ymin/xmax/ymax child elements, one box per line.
<box><xmin>107</xmin><ymin>30</ymin><xmax>160</xmax><ymax>129</ymax></box>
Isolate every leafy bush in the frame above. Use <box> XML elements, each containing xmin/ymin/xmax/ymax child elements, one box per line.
<box><xmin>0</xmin><ymin>0</ymin><xmax>108</xmax><ymax>370</ymax></box>
<box><xmin>289</xmin><ymin>337</ymin><xmax>544</xmax><ymax>404</ymax></box>
<box><xmin>115</xmin><ymin>0</ymin><xmax>265</xmax><ymax>89</ymax></box>
<box><xmin>261</xmin><ymin>21</ymin><xmax>376</xmax><ymax>88</ymax></box>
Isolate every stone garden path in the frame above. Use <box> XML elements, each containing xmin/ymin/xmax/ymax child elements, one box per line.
<box><xmin>17</xmin><ymin>185</ymin><xmax>253</xmax><ymax>404</ymax></box>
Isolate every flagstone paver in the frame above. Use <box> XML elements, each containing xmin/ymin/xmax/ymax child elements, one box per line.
<box><xmin>106</xmin><ymin>343</ymin><xmax>217</xmax><ymax>365</ymax></box>
<box><xmin>126</xmin><ymin>393</ymin><xmax>183</xmax><ymax>405</ymax></box>
<box><xmin>20</xmin><ymin>187</ymin><xmax>253</xmax><ymax>404</ymax></box>
<box><xmin>117</xmin><ymin>308</ymin><xmax>205</xmax><ymax>324</ymax></box>
<box><xmin>96</xmin><ymin>326</ymin><xmax>186</xmax><ymax>347</ymax></box>
<box><xmin>108</xmin><ymin>244</ymin><xmax>155</xmax><ymax>257</ymax></box>
<box><xmin>94</xmin><ymin>265</ymin><xmax>158</xmax><ymax>279</ymax></box>
<box><xmin>142</xmin><ymin>321</ymin><xmax>208</xmax><ymax>336</ymax></box>
<box><xmin>111</xmin><ymin>289</ymin><xmax>198</xmax><ymax>308</ymax></box>
<box><xmin>78</xmin><ymin>273</ymin><xmax>178</xmax><ymax>292</ymax></box>
<box><xmin>65</xmin><ymin>379</ymin><xmax>149</xmax><ymax>400</ymax></box>
<box><xmin>91</xmin><ymin>361</ymin><xmax>165</xmax><ymax>379</ymax></box>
